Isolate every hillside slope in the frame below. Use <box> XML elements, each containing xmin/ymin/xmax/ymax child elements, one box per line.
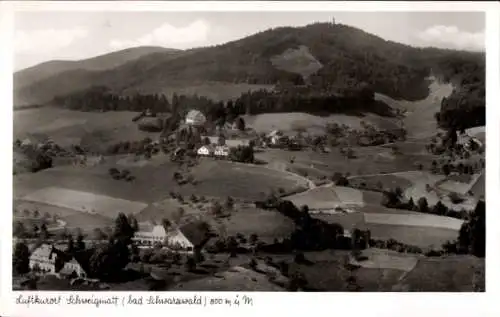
<box><xmin>14</xmin><ymin>46</ymin><xmax>181</xmax><ymax>106</ymax></box>
<box><xmin>14</xmin><ymin>22</ymin><xmax>485</xmax><ymax>123</ymax></box>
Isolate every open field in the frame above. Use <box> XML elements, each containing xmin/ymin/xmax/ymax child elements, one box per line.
<box><xmin>169</xmin><ymin>266</ymin><xmax>285</xmax><ymax>291</ymax></box>
<box><xmin>379</xmin><ymin>79</ymin><xmax>453</xmax><ymax>140</ymax></box>
<box><xmin>257</xmin><ymin>148</ymin><xmax>436</xmax><ymax>177</ymax></box>
<box><xmin>243</xmin><ymin>112</ymin><xmax>401</xmax><ymax>135</ymax></box>
<box><xmin>286</xmin><ymin>185</ymin><xmax>364</xmax><ymax>210</ymax></box>
<box><xmin>312</xmin><ymin>208</ymin><xmax>459</xmax><ymax>248</ymax></box>
<box><xmin>14</xmin><ymin>156</ymin><xmax>307</xmax><ymax>207</ymax></box>
<box><xmin>270</xmin><ymin>45</ymin><xmax>323</xmax><ymax>78</ymax></box>
<box><xmin>349</xmin><ymin>174</ymin><xmax>413</xmax><ymax>191</ymax></box>
<box><xmin>351</xmin><ymin>248</ymin><xmax>419</xmax><ymax>271</ymax></box>
<box><xmin>21</xmin><ymin>187</ymin><xmax>148</xmax><ymax>218</ymax></box>
<box><xmin>14</xmin><ymin>200</ymin><xmax>114</xmax><ymax>235</ymax></box>
<box><xmin>136</xmin><ymin>197</ymin><xmax>213</xmax><ymax>224</ymax></box>
<box><xmin>394</xmin><ymin>256</ymin><xmax>485</xmax><ymax>291</ymax></box>
<box><xmin>366</xmin><ymin>223</ymin><xmax>458</xmax><ymax>249</ymax></box>
<box><xmin>215</xmin><ymin>206</ymin><xmax>296</xmax><ymax>243</ymax></box>
<box><xmin>364</xmin><ymin>213</ymin><xmax>463</xmax><ymax>230</ymax></box>
<box><xmin>191</xmin><ymin>160</ymin><xmax>308</xmax><ymax>200</ymax></box>
<box><xmin>14</xmin><ymin>107</ymin><xmax>158</xmax><ymax>149</ymax></box>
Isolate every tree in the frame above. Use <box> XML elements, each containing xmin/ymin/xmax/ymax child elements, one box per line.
<box><xmin>249</xmin><ymin>234</ymin><xmax>259</xmax><ymax>245</ymax></box>
<box><xmin>127</xmin><ymin>214</ymin><xmax>139</xmax><ymax>233</ymax></box>
<box><xmin>211</xmin><ymin>201</ymin><xmax>224</xmax><ymax>216</ymax></box>
<box><xmin>40</xmin><ymin>223</ymin><xmax>50</xmax><ymax>240</ymax></box>
<box><xmin>185</xmin><ymin>257</ymin><xmax>196</xmax><ymax>272</ymax></box>
<box><xmin>432</xmin><ymin>201</ymin><xmax>448</xmax><ymax>216</ymax></box>
<box><xmin>76</xmin><ymin>232</ymin><xmax>86</xmax><ymax>251</ymax></box>
<box><xmin>457</xmin><ymin>200</ymin><xmax>485</xmax><ymax>257</ymax></box>
<box><xmin>66</xmin><ymin>236</ymin><xmax>75</xmax><ymax>253</ymax></box>
<box><xmin>417</xmin><ymin>197</ymin><xmax>429</xmax><ymax>213</ymax></box>
<box><xmin>225</xmin><ymin>196</ymin><xmax>235</xmax><ymax>210</ymax></box>
<box><xmin>236</xmin><ymin>117</ymin><xmax>246</xmax><ymax>131</ymax></box>
<box><xmin>407</xmin><ymin>197</ymin><xmax>416</xmax><ymax>210</ymax></box>
<box><xmin>33</xmin><ymin>209</ymin><xmax>40</xmax><ymax>218</ymax></box>
<box><xmin>217</xmin><ymin>135</ymin><xmax>226</xmax><ymax>146</ymax></box>
<box><xmin>13</xmin><ymin>242</ymin><xmax>30</xmax><ymax>275</ymax></box>
<box><xmin>13</xmin><ymin>221</ymin><xmax>27</xmax><ymax>238</ymax></box>
<box><xmin>88</xmin><ymin>239</ymin><xmax>130</xmax><ymax>280</ymax></box>
<box><xmin>113</xmin><ymin>213</ymin><xmax>134</xmax><ymax>243</ymax></box>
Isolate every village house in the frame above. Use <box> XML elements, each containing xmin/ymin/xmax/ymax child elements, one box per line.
<box><xmin>133</xmin><ymin>221</ymin><xmax>213</xmax><ymax>253</ymax></box>
<box><xmin>133</xmin><ymin>225</ymin><xmax>169</xmax><ymax>246</ymax></box>
<box><xmin>29</xmin><ymin>244</ymin><xmax>60</xmax><ymax>274</ymax></box>
<box><xmin>58</xmin><ymin>257</ymin><xmax>87</xmax><ymax>278</ymax></box>
<box><xmin>197</xmin><ymin>145</ymin><xmax>215</xmax><ymax>156</ymax></box>
<box><xmin>214</xmin><ymin>145</ymin><xmax>230</xmax><ymax>157</ymax></box>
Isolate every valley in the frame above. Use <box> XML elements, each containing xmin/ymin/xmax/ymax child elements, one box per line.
<box><xmin>12</xmin><ymin>20</ymin><xmax>485</xmax><ymax>292</ymax></box>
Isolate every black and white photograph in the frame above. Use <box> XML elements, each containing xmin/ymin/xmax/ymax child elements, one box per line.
<box><xmin>8</xmin><ymin>6</ymin><xmax>488</xmax><ymax>295</ymax></box>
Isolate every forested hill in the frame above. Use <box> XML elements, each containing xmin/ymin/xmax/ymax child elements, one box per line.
<box><xmin>14</xmin><ymin>46</ymin><xmax>179</xmax><ymax>91</ymax></box>
<box><xmin>15</xmin><ymin>22</ymin><xmax>485</xmax><ymax>129</ymax></box>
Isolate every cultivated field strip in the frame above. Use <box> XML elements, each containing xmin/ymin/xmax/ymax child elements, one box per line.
<box><xmin>22</xmin><ymin>187</ymin><xmax>148</xmax><ymax>218</ymax></box>
<box><xmin>364</xmin><ymin>213</ymin><xmax>463</xmax><ymax>231</ymax></box>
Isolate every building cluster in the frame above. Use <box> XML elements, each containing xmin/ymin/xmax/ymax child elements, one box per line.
<box><xmin>196</xmin><ymin>136</ymin><xmax>251</xmax><ymax>158</ymax></box>
<box><xmin>132</xmin><ymin>220</ymin><xmax>212</xmax><ymax>253</ymax></box>
<box><xmin>28</xmin><ymin>244</ymin><xmax>87</xmax><ymax>279</ymax></box>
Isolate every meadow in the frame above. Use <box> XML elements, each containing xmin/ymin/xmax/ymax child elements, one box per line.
<box><xmin>22</xmin><ymin>187</ymin><xmax>148</xmax><ymax>218</ymax></box>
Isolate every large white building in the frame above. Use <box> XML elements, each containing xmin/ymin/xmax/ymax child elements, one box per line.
<box><xmin>133</xmin><ymin>221</ymin><xmax>212</xmax><ymax>253</ymax></box>
<box><xmin>29</xmin><ymin>244</ymin><xmax>59</xmax><ymax>274</ymax></box>
<box><xmin>185</xmin><ymin>110</ymin><xmax>207</xmax><ymax>126</ymax></box>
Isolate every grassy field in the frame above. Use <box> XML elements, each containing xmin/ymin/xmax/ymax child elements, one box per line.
<box><xmin>14</xmin><ymin>157</ymin><xmax>307</xmax><ymax>219</ymax></box>
<box><xmin>14</xmin><ymin>107</ymin><xmax>158</xmax><ymax>149</ymax></box>
<box><xmin>311</xmin><ymin>207</ymin><xmax>460</xmax><ymax>248</ymax></box>
<box><xmin>257</xmin><ymin>148</ymin><xmax>435</xmax><ymax>177</ymax></box>
<box><xmin>364</xmin><ymin>213</ymin><xmax>463</xmax><ymax>230</ymax></box>
<box><xmin>190</xmin><ymin>160</ymin><xmax>308</xmax><ymax>200</ymax></box>
<box><xmin>169</xmin><ymin>266</ymin><xmax>285</xmax><ymax>291</ymax></box>
<box><xmin>14</xmin><ymin>200</ymin><xmax>114</xmax><ymax>235</ymax></box>
<box><xmin>244</xmin><ymin>112</ymin><xmax>401</xmax><ymax>135</ymax></box>
<box><xmin>394</xmin><ymin>256</ymin><xmax>485</xmax><ymax>291</ymax></box>
<box><xmin>349</xmin><ymin>174</ymin><xmax>413</xmax><ymax>191</ymax></box>
<box><xmin>379</xmin><ymin>79</ymin><xmax>453</xmax><ymax>140</ymax></box>
<box><xmin>366</xmin><ymin>223</ymin><xmax>458</xmax><ymax>249</ymax></box>
<box><xmin>351</xmin><ymin>248</ymin><xmax>419</xmax><ymax>271</ymax></box>
<box><xmin>287</xmin><ymin>186</ymin><xmax>341</xmax><ymax>210</ymax></box>
<box><xmin>287</xmin><ymin>185</ymin><xmax>370</xmax><ymax>211</ymax></box>
<box><xmin>215</xmin><ymin>206</ymin><xmax>296</xmax><ymax>243</ymax></box>
<box><xmin>21</xmin><ymin>187</ymin><xmax>148</xmax><ymax>218</ymax></box>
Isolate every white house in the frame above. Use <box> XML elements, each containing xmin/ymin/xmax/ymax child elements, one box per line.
<box><xmin>29</xmin><ymin>244</ymin><xmax>58</xmax><ymax>274</ymax></box>
<box><xmin>20</xmin><ymin>138</ymin><xmax>32</xmax><ymax>147</ymax></box>
<box><xmin>185</xmin><ymin>110</ymin><xmax>207</xmax><ymax>126</ymax></box>
<box><xmin>197</xmin><ymin>145</ymin><xmax>214</xmax><ymax>156</ymax></box>
<box><xmin>58</xmin><ymin>257</ymin><xmax>87</xmax><ymax>278</ymax></box>
<box><xmin>133</xmin><ymin>225</ymin><xmax>168</xmax><ymax>247</ymax></box>
<box><xmin>133</xmin><ymin>221</ymin><xmax>212</xmax><ymax>253</ymax></box>
<box><xmin>214</xmin><ymin>145</ymin><xmax>230</xmax><ymax>157</ymax></box>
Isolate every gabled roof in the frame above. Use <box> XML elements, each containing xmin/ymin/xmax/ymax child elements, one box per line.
<box><xmin>59</xmin><ymin>257</ymin><xmax>86</xmax><ymax>275</ymax></box>
<box><xmin>198</xmin><ymin>144</ymin><xmax>215</xmax><ymax>152</ymax></box>
<box><xmin>179</xmin><ymin>221</ymin><xmax>213</xmax><ymax>248</ymax></box>
<box><xmin>30</xmin><ymin>244</ymin><xmax>54</xmax><ymax>259</ymax></box>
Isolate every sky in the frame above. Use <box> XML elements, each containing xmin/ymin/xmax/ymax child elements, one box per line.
<box><xmin>14</xmin><ymin>11</ymin><xmax>485</xmax><ymax>71</ymax></box>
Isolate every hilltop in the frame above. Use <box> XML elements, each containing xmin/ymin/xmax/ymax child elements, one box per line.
<box><xmin>14</xmin><ymin>46</ymin><xmax>182</xmax><ymax>106</ymax></box>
